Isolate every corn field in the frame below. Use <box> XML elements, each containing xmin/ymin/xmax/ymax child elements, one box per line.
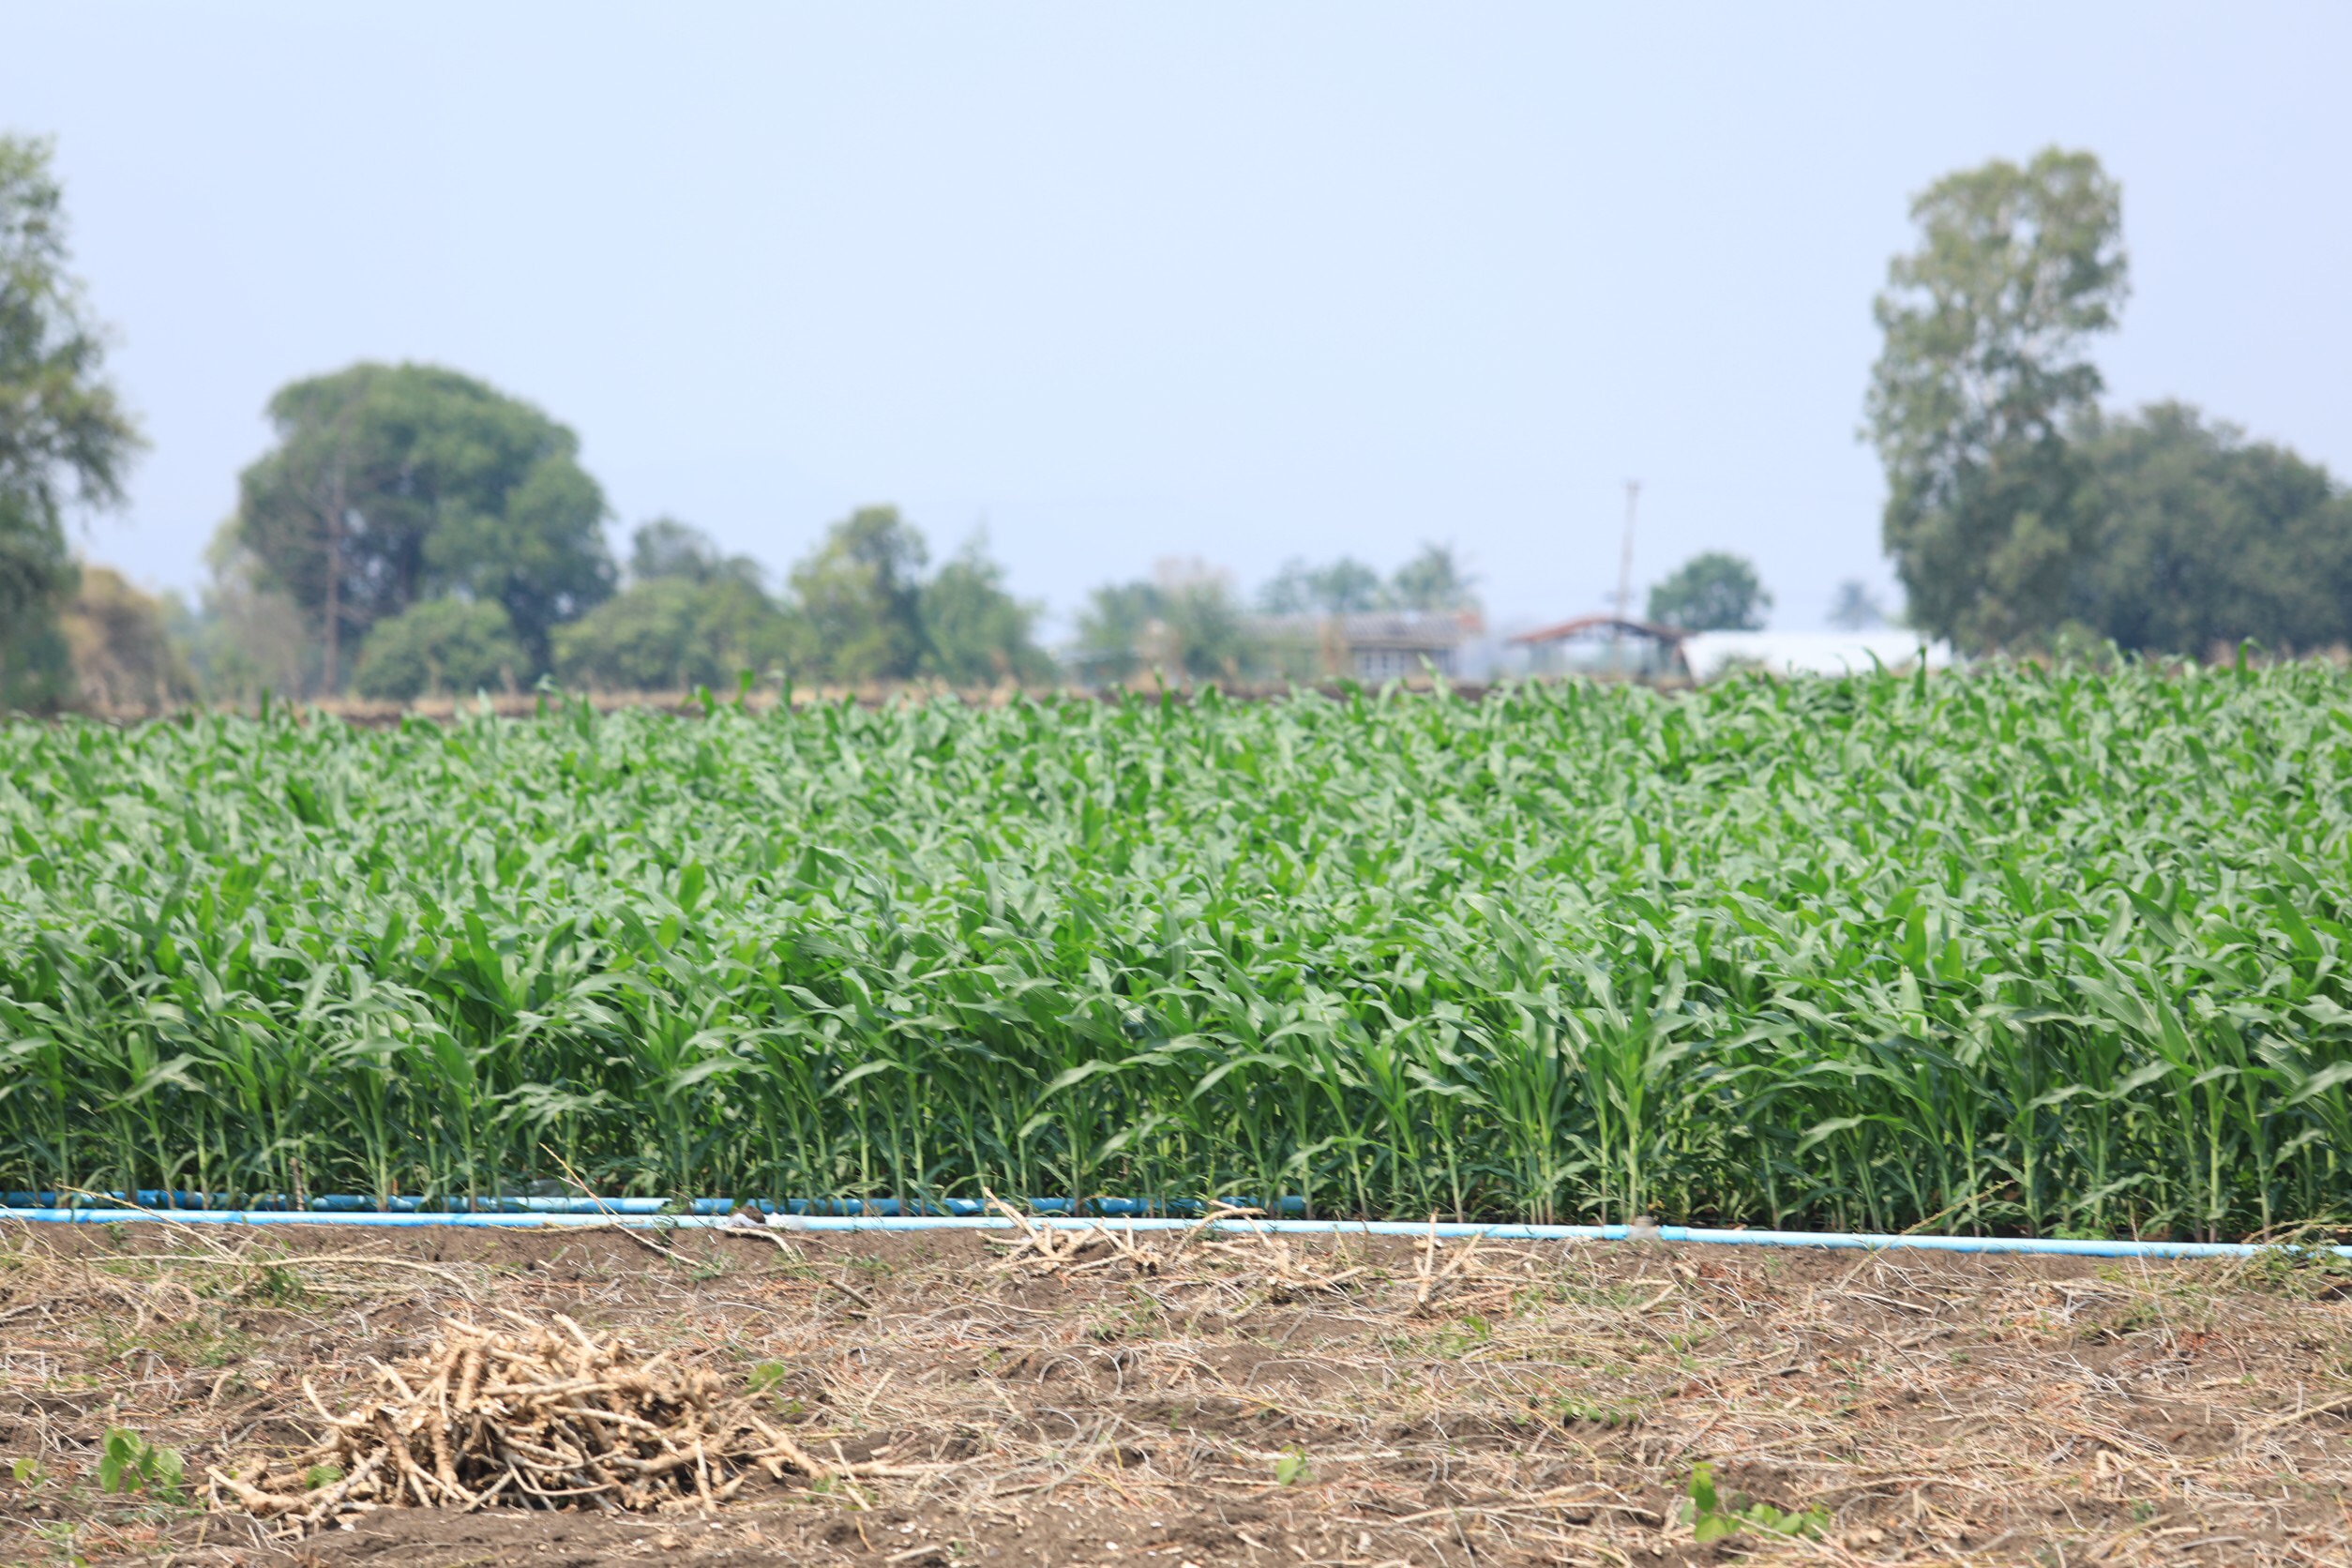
<box><xmin>4</xmin><ymin>664</ymin><xmax>2350</xmax><ymax>1238</ymax></box>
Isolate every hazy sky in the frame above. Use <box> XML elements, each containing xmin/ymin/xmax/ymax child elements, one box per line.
<box><xmin>7</xmin><ymin>3</ymin><xmax>2347</xmax><ymax>636</ymax></box>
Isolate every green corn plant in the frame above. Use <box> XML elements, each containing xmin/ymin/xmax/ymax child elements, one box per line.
<box><xmin>2</xmin><ymin>662</ymin><xmax>2350</xmax><ymax>1237</ymax></box>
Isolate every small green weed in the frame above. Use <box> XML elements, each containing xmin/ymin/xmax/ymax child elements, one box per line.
<box><xmin>1544</xmin><ymin>1395</ymin><xmax>1650</xmax><ymax>1429</ymax></box>
<box><xmin>2240</xmin><ymin>1244</ymin><xmax>2352</xmax><ymax>1299</ymax></box>
<box><xmin>747</xmin><ymin>1362</ymin><xmax>808</xmax><ymax>1419</ymax></box>
<box><xmin>1683</xmin><ymin>1462</ymin><xmax>1828</xmax><ymax>1544</ymax></box>
<box><xmin>94</xmin><ymin>1308</ymin><xmax>259</xmax><ymax>1370</ymax></box>
<box><xmin>96</xmin><ymin>1428</ymin><xmax>184</xmax><ymax>1501</ymax></box>
<box><xmin>1274</xmin><ymin>1450</ymin><xmax>1310</xmax><ymax>1485</ymax></box>
<box><xmin>1432</xmin><ymin>1314</ymin><xmax>1491</xmax><ymax>1356</ymax></box>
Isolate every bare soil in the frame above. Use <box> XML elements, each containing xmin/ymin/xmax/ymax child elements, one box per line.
<box><xmin>1</xmin><ymin>1219</ymin><xmax>2347</xmax><ymax>1566</ymax></box>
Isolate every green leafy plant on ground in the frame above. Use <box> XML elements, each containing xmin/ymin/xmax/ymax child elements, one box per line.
<box><xmin>94</xmin><ymin>1428</ymin><xmax>182</xmax><ymax>1501</ymax></box>
<box><xmin>1683</xmin><ymin>1462</ymin><xmax>1828</xmax><ymax>1543</ymax></box>
<box><xmin>1542</xmin><ymin>1395</ymin><xmax>1650</xmax><ymax>1429</ymax></box>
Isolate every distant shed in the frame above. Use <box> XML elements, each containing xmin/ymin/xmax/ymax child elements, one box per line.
<box><xmin>1254</xmin><ymin>611</ymin><xmax>1481</xmax><ymax>680</ymax></box>
<box><xmin>1506</xmin><ymin>615</ymin><xmax>1689</xmax><ymax>677</ymax></box>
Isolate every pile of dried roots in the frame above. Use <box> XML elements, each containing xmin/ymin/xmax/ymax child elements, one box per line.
<box><xmin>206</xmin><ymin>1310</ymin><xmax>828</xmax><ymax>1533</ymax></box>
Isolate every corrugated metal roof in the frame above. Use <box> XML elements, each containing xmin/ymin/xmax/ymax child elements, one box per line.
<box><xmin>1506</xmin><ymin>615</ymin><xmax>1686</xmax><ymax>647</ymax></box>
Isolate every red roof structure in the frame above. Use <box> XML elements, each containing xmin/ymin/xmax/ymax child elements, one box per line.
<box><xmin>1506</xmin><ymin>615</ymin><xmax>1687</xmax><ymax>648</ymax></box>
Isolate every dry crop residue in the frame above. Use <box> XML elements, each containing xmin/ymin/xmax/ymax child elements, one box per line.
<box><xmin>0</xmin><ymin>1221</ymin><xmax>2348</xmax><ymax>1565</ymax></box>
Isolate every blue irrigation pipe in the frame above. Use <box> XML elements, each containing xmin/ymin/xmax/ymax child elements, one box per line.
<box><xmin>1</xmin><ymin>1206</ymin><xmax>2344</xmax><ymax>1260</ymax></box>
<box><xmin>0</xmin><ymin>1193</ymin><xmax>1306</xmax><ymax>1217</ymax></box>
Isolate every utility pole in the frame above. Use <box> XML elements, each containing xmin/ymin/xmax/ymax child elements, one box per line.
<box><xmin>1611</xmin><ymin>480</ymin><xmax>1640</xmax><ymax>671</ymax></box>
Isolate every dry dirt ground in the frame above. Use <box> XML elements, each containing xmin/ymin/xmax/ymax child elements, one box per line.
<box><xmin>1</xmin><ymin>1218</ymin><xmax>2349</xmax><ymax>1567</ymax></box>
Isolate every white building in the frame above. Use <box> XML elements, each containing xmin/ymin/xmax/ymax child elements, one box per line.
<box><xmin>1679</xmin><ymin>630</ymin><xmax>1955</xmax><ymax>682</ymax></box>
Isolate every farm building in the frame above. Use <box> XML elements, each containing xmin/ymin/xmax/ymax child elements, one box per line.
<box><xmin>1503</xmin><ymin>619</ymin><xmax>1957</xmax><ymax>682</ymax></box>
<box><xmin>1253</xmin><ymin>610</ymin><xmax>1481</xmax><ymax>680</ymax></box>
<box><xmin>1505</xmin><ymin>614</ymin><xmax>1689</xmax><ymax>678</ymax></box>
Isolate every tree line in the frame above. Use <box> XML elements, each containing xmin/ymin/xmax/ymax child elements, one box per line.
<box><xmin>8</xmin><ymin>129</ymin><xmax>2352</xmax><ymax>715</ymax></box>
<box><xmin>197</xmin><ymin>359</ymin><xmax>1054</xmax><ymax>701</ymax></box>
<box><xmin>1066</xmin><ymin>548</ymin><xmax>1480</xmax><ymax>684</ymax></box>
<box><xmin>1868</xmin><ymin>148</ymin><xmax>2352</xmax><ymax>656</ymax></box>
<box><xmin>207</xmin><ymin>360</ymin><xmax>1481</xmax><ymax>697</ymax></box>
<box><xmin>0</xmin><ymin>131</ymin><xmax>1477</xmax><ymax>708</ymax></box>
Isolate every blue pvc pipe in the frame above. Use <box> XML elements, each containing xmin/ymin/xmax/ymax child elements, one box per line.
<box><xmin>1</xmin><ymin>1207</ymin><xmax>2343</xmax><ymax>1259</ymax></box>
<box><xmin>0</xmin><ymin>1192</ymin><xmax>1307</xmax><ymax>1218</ymax></box>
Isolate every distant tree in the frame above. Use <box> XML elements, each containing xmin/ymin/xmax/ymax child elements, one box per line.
<box><xmin>1256</xmin><ymin>560</ymin><xmax>1314</xmax><ymax>615</ymax></box>
<box><xmin>1867</xmin><ymin>148</ymin><xmax>2127</xmax><ymax>652</ymax></box>
<box><xmin>554</xmin><ymin>580</ymin><xmax>788</xmax><ymax>693</ymax></box>
<box><xmin>1072</xmin><ymin>583</ymin><xmax>1159</xmax><ymax>681</ymax></box>
<box><xmin>0</xmin><ymin>135</ymin><xmax>142</xmax><ymax>711</ymax></box>
<box><xmin>550</xmin><ymin>519</ymin><xmax>782</xmax><ymax>690</ymax></box>
<box><xmin>1648</xmin><ymin>551</ymin><xmax>1772</xmax><ymax>631</ymax></box>
<box><xmin>353</xmin><ymin>598</ymin><xmax>528</xmax><ymax>701</ymax></box>
<box><xmin>554</xmin><ymin>512</ymin><xmax>1048</xmax><ymax>693</ymax></box>
<box><xmin>177</xmin><ymin>528</ymin><xmax>314</xmax><ymax>703</ymax></box>
<box><xmin>60</xmin><ymin>565</ymin><xmax>192</xmax><ymax>713</ymax></box>
<box><xmin>2068</xmin><ymin>402</ymin><xmax>2352</xmax><ymax>655</ymax></box>
<box><xmin>231</xmin><ymin>362</ymin><xmax>614</xmax><ymax>688</ymax></box>
<box><xmin>1077</xmin><ymin>560</ymin><xmax>1254</xmax><ymax>682</ymax></box>
<box><xmin>1827</xmin><ymin>580</ymin><xmax>1889</xmax><ymax>630</ymax></box>
<box><xmin>629</xmin><ymin>516</ymin><xmax>762</xmax><ymax>588</ymax></box>
<box><xmin>1257</xmin><ymin>556</ymin><xmax>1389</xmax><ymax>615</ymax></box>
<box><xmin>785</xmin><ymin>506</ymin><xmax>929</xmax><ymax>684</ymax></box>
<box><xmin>919</xmin><ymin>535</ymin><xmax>1054</xmax><ymax>686</ymax></box>
<box><xmin>1390</xmin><ymin>542</ymin><xmax>1479</xmax><ymax>612</ymax></box>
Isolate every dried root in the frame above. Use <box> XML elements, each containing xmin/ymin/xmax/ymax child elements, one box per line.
<box><xmin>983</xmin><ymin>1192</ymin><xmax>1109</xmax><ymax>1275</ymax></box>
<box><xmin>980</xmin><ymin>1194</ymin><xmax>1370</xmax><ymax>1303</ymax></box>
<box><xmin>206</xmin><ymin>1310</ymin><xmax>831</xmax><ymax>1534</ymax></box>
<box><xmin>1409</xmin><ymin>1220</ymin><xmax>1485</xmax><ymax>1315</ymax></box>
<box><xmin>1199</xmin><ymin>1228</ymin><xmax>1367</xmax><ymax>1302</ymax></box>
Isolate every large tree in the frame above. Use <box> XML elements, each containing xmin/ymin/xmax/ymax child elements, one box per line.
<box><xmin>60</xmin><ymin>565</ymin><xmax>190</xmax><ymax>714</ymax></box>
<box><xmin>2069</xmin><ymin>402</ymin><xmax>2352</xmax><ymax>656</ymax></box>
<box><xmin>231</xmin><ymin>363</ymin><xmax>613</xmax><ymax>688</ymax></box>
<box><xmin>1390</xmin><ymin>542</ymin><xmax>1479</xmax><ymax>613</ymax></box>
<box><xmin>1867</xmin><ymin>148</ymin><xmax>2127</xmax><ymax>651</ymax></box>
<box><xmin>0</xmin><ymin>135</ymin><xmax>142</xmax><ymax>710</ymax></box>
<box><xmin>786</xmin><ymin>506</ymin><xmax>930</xmax><ymax>684</ymax></box>
<box><xmin>1257</xmin><ymin>556</ymin><xmax>1388</xmax><ymax>615</ymax></box>
<box><xmin>352</xmin><ymin>598</ymin><xmax>528</xmax><ymax>701</ymax></box>
<box><xmin>1647</xmin><ymin>550</ymin><xmax>1772</xmax><ymax>631</ymax></box>
<box><xmin>1075</xmin><ymin>561</ymin><xmax>1255</xmax><ymax>683</ymax></box>
<box><xmin>553</xmin><ymin>519</ymin><xmax>791</xmax><ymax>692</ymax></box>
<box><xmin>919</xmin><ymin>536</ymin><xmax>1053</xmax><ymax>686</ymax></box>
<box><xmin>627</xmin><ymin>515</ymin><xmax>762</xmax><ymax>589</ymax></box>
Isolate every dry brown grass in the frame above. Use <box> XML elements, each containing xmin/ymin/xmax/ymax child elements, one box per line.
<box><xmin>1</xmin><ymin>1219</ymin><xmax>2348</xmax><ymax>1565</ymax></box>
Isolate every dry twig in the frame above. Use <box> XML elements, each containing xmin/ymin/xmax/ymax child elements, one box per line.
<box><xmin>206</xmin><ymin>1310</ymin><xmax>832</xmax><ymax>1534</ymax></box>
